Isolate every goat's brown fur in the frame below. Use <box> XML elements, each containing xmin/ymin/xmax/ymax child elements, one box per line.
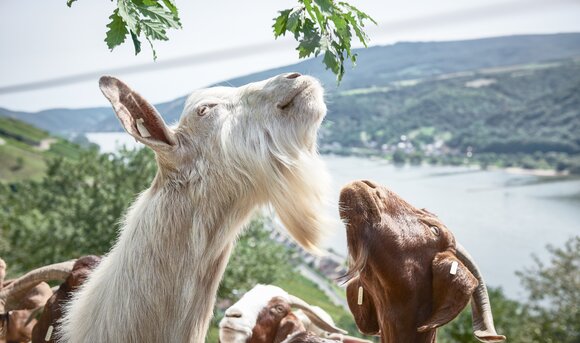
<box><xmin>340</xmin><ymin>180</ymin><xmax>502</xmax><ymax>343</ymax></box>
<box><xmin>31</xmin><ymin>256</ymin><xmax>101</xmax><ymax>343</ymax></box>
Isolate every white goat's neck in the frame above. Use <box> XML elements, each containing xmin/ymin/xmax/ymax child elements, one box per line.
<box><xmin>62</xmin><ymin>173</ymin><xmax>255</xmax><ymax>343</ymax></box>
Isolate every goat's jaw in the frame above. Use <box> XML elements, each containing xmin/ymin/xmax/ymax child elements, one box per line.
<box><xmin>218</xmin><ymin>325</ymin><xmax>252</xmax><ymax>343</ymax></box>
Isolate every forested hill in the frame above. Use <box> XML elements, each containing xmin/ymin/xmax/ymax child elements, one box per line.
<box><xmin>1</xmin><ymin>33</ymin><xmax>579</xmax><ymax>171</ymax></box>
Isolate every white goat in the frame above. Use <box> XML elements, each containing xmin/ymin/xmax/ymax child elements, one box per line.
<box><xmin>60</xmin><ymin>73</ymin><xmax>331</xmax><ymax>342</ymax></box>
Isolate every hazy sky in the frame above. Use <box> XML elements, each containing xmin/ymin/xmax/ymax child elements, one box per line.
<box><xmin>1</xmin><ymin>0</ymin><xmax>579</xmax><ymax>111</ymax></box>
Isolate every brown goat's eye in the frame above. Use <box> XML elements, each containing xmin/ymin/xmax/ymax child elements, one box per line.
<box><xmin>274</xmin><ymin>305</ymin><xmax>285</xmax><ymax>313</ymax></box>
<box><xmin>197</xmin><ymin>103</ymin><xmax>217</xmax><ymax>116</ymax></box>
<box><xmin>430</xmin><ymin>226</ymin><xmax>440</xmax><ymax>236</ymax></box>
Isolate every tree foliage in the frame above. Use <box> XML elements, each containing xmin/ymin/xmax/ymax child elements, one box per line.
<box><xmin>218</xmin><ymin>217</ymin><xmax>293</xmax><ymax>301</ymax></box>
<box><xmin>66</xmin><ymin>0</ymin><xmax>374</xmax><ymax>79</ymax></box>
<box><xmin>516</xmin><ymin>236</ymin><xmax>580</xmax><ymax>343</ymax></box>
<box><xmin>273</xmin><ymin>0</ymin><xmax>375</xmax><ymax>81</ymax></box>
<box><xmin>437</xmin><ymin>287</ymin><xmax>527</xmax><ymax>343</ymax></box>
<box><xmin>0</xmin><ymin>148</ymin><xmax>157</xmax><ymax>274</ymax></box>
<box><xmin>68</xmin><ymin>0</ymin><xmax>181</xmax><ymax>60</ymax></box>
<box><xmin>437</xmin><ymin>236</ymin><xmax>580</xmax><ymax>343</ymax></box>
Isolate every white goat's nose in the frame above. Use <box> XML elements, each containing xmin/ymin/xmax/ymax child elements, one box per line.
<box><xmin>285</xmin><ymin>72</ymin><xmax>301</xmax><ymax>79</ymax></box>
<box><xmin>225</xmin><ymin>308</ymin><xmax>243</xmax><ymax>318</ymax></box>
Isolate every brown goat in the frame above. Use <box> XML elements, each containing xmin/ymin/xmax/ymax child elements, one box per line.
<box><xmin>31</xmin><ymin>255</ymin><xmax>101</xmax><ymax>343</ymax></box>
<box><xmin>0</xmin><ymin>283</ymin><xmax>52</xmax><ymax>343</ymax></box>
<box><xmin>0</xmin><ymin>259</ymin><xmax>75</xmax><ymax>343</ymax></box>
<box><xmin>339</xmin><ymin>180</ymin><xmax>505</xmax><ymax>343</ymax></box>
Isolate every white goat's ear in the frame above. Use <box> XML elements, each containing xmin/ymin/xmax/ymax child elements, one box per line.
<box><xmin>99</xmin><ymin>76</ymin><xmax>176</xmax><ymax>150</ymax></box>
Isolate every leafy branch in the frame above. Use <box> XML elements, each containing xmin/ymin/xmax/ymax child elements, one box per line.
<box><xmin>273</xmin><ymin>0</ymin><xmax>376</xmax><ymax>82</ymax></box>
<box><xmin>66</xmin><ymin>0</ymin><xmax>375</xmax><ymax>80</ymax></box>
<box><xmin>68</xmin><ymin>0</ymin><xmax>181</xmax><ymax>59</ymax></box>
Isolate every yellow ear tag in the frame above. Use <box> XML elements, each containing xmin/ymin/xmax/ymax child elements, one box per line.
<box><xmin>357</xmin><ymin>286</ymin><xmax>364</xmax><ymax>305</ymax></box>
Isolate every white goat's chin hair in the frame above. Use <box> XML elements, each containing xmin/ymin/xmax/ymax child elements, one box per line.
<box><xmin>268</xmin><ymin>151</ymin><xmax>331</xmax><ymax>254</ymax></box>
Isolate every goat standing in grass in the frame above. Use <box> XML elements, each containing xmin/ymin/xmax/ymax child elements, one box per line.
<box><xmin>60</xmin><ymin>73</ymin><xmax>331</xmax><ymax>343</ymax></box>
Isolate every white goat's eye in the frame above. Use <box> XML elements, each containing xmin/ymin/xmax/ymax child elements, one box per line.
<box><xmin>197</xmin><ymin>103</ymin><xmax>217</xmax><ymax>116</ymax></box>
<box><xmin>430</xmin><ymin>226</ymin><xmax>440</xmax><ymax>236</ymax></box>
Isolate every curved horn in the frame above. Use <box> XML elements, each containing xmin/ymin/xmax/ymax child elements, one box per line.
<box><xmin>288</xmin><ymin>294</ymin><xmax>348</xmax><ymax>335</ymax></box>
<box><xmin>0</xmin><ymin>260</ymin><xmax>75</xmax><ymax>312</ymax></box>
<box><xmin>455</xmin><ymin>243</ymin><xmax>506</xmax><ymax>342</ymax></box>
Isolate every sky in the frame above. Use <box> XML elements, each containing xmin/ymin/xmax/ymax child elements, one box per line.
<box><xmin>0</xmin><ymin>0</ymin><xmax>579</xmax><ymax>112</ymax></box>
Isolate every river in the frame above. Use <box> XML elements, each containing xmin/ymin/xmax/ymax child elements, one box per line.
<box><xmin>86</xmin><ymin>132</ymin><xmax>580</xmax><ymax>300</ymax></box>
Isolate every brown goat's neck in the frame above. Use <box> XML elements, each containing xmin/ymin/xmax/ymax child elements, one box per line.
<box><xmin>378</xmin><ymin>321</ymin><xmax>436</xmax><ymax>343</ymax></box>
<box><xmin>376</xmin><ymin>295</ymin><xmax>437</xmax><ymax>343</ymax></box>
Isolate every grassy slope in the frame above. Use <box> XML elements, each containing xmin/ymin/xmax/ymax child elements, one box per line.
<box><xmin>0</xmin><ymin>116</ymin><xmax>84</xmax><ymax>182</ymax></box>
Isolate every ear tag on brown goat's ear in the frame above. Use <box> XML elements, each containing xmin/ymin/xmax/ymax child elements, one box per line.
<box><xmin>357</xmin><ymin>286</ymin><xmax>364</xmax><ymax>305</ymax></box>
<box><xmin>45</xmin><ymin>325</ymin><xmax>54</xmax><ymax>341</ymax></box>
<box><xmin>450</xmin><ymin>261</ymin><xmax>458</xmax><ymax>275</ymax></box>
<box><xmin>136</xmin><ymin>118</ymin><xmax>152</xmax><ymax>138</ymax></box>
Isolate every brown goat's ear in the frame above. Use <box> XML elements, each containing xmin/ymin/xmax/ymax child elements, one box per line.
<box><xmin>346</xmin><ymin>276</ymin><xmax>380</xmax><ymax>335</ymax></box>
<box><xmin>273</xmin><ymin>313</ymin><xmax>305</xmax><ymax>343</ymax></box>
<box><xmin>99</xmin><ymin>76</ymin><xmax>176</xmax><ymax>151</ymax></box>
<box><xmin>418</xmin><ymin>251</ymin><xmax>478</xmax><ymax>332</ymax></box>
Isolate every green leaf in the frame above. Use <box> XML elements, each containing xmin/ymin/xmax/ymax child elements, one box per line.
<box><xmin>130</xmin><ymin>30</ymin><xmax>142</xmax><ymax>55</ymax></box>
<box><xmin>136</xmin><ymin>4</ymin><xmax>181</xmax><ymax>29</ymax></box>
<box><xmin>287</xmin><ymin>8</ymin><xmax>303</xmax><ymax>34</ymax></box>
<box><xmin>313</xmin><ymin>0</ymin><xmax>333</xmax><ymax>13</ymax></box>
<box><xmin>140</xmin><ymin>19</ymin><xmax>168</xmax><ymax>41</ymax></box>
<box><xmin>105</xmin><ymin>9</ymin><xmax>129</xmax><ymax>51</ymax></box>
<box><xmin>323</xmin><ymin>50</ymin><xmax>340</xmax><ymax>75</ymax></box>
<box><xmin>117</xmin><ymin>0</ymin><xmax>139</xmax><ymax>32</ymax></box>
<box><xmin>273</xmin><ymin>9</ymin><xmax>291</xmax><ymax>37</ymax></box>
<box><xmin>297</xmin><ymin>33</ymin><xmax>321</xmax><ymax>58</ymax></box>
<box><xmin>66</xmin><ymin>0</ymin><xmax>77</xmax><ymax>8</ymax></box>
<box><xmin>162</xmin><ymin>0</ymin><xmax>178</xmax><ymax>15</ymax></box>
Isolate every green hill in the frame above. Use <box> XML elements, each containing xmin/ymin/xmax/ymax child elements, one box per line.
<box><xmin>2</xmin><ymin>33</ymin><xmax>579</xmax><ymax>172</ymax></box>
<box><xmin>0</xmin><ymin>116</ymin><xmax>87</xmax><ymax>181</ymax></box>
<box><xmin>321</xmin><ymin>58</ymin><xmax>580</xmax><ymax>172</ymax></box>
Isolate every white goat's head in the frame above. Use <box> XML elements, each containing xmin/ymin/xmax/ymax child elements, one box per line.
<box><xmin>99</xmin><ymin>73</ymin><xmax>330</xmax><ymax>251</ymax></box>
<box><xmin>219</xmin><ymin>284</ymin><xmax>346</xmax><ymax>343</ymax></box>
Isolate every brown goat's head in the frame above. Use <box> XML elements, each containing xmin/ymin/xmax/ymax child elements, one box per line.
<box><xmin>340</xmin><ymin>180</ymin><xmax>505</xmax><ymax>343</ymax></box>
<box><xmin>32</xmin><ymin>255</ymin><xmax>101</xmax><ymax>343</ymax></box>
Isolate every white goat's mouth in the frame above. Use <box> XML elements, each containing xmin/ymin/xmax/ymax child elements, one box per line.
<box><xmin>219</xmin><ymin>323</ymin><xmax>252</xmax><ymax>336</ymax></box>
<box><xmin>277</xmin><ymin>84</ymin><xmax>313</xmax><ymax>110</ymax></box>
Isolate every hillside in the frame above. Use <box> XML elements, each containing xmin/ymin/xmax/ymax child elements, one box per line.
<box><xmin>2</xmin><ymin>33</ymin><xmax>579</xmax><ymax>134</ymax></box>
<box><xmin>1</xmin><ymin>33</ymin><xmax>579</xmax><ymax>172</ymax></box>
<box><xmin>0</xmin><ymin>116</ymin><xmax>87</xmax><ymax>181</ymax></box>
<box><xmin>321</xmin><ymin>58</ymin><xmax>580</xmax><ymax>166</ymax></box>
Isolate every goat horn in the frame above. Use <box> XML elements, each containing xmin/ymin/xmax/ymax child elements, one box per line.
<box><xmin>0</xmin><ymin>260</ymin><xmax>75</xmax><ymax>312</ymax></box>
<box><xmin>287</xmin><ymin>294</ymin><xmax>348</xmax><ymax>335</ymax></box>
<box><xmin>455</xmin><ymin>243</ymin><xmax>506</xmax><ymax>342</ymax></box>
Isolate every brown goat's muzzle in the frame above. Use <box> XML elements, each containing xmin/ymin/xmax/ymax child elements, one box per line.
<box><xmin>339</xmin><ymin>180</ymin><xmax>384</xmax><ymax>225</ymax></box>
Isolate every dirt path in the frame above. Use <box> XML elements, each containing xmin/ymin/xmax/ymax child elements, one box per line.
<box><xmin>35</xmin><ymin>138</ymin><xmax>57</xmax><ymax>151</ymax></box>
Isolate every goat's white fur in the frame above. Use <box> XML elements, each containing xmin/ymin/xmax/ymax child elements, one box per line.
<box><xmin>59</xmin><ymin>74</ymin><xmax>330</xmax><ymax>342</ymax></box>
